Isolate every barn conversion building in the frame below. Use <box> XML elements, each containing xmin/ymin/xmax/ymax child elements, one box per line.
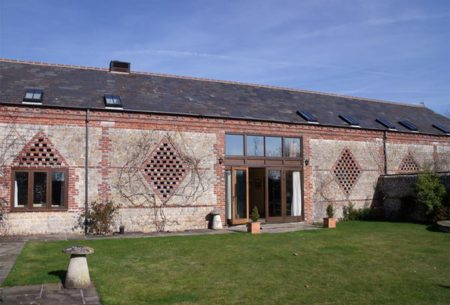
<box><xmin>0</xmin><ymin>58</ymin><xmax>449</xmax><ymax>235</ymax></box>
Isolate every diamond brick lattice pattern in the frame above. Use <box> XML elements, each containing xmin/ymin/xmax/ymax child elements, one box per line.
<box><xmin>14</xmin><ymin>132</ymin><xmax>66</xmax><ymax>167</ymax></box>
<box><xmin>399</xmin><ymin>153</ymin><xmax>420</xmax><ymax>173</ymax></box>
<box><xmin>333</xmin><ymin>149</ymin><xmax>361</xmax><ymax>195</ymax></box>
<box><xmin>142</xmin><ymin>142</ymin><xmax>187</xmax><ymax>201</ymax></box>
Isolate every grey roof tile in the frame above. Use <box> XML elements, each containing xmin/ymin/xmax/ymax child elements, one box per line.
<box><xmin>1</xmin><ymin>59</ymin><xmax>449</xmax><ymax>136</ymax></box>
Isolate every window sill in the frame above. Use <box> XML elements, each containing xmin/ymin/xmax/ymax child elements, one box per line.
<box><xmin>9</xmin><ymin>207</ymin><xmax>68</xmax><ymax>213</ymax></box>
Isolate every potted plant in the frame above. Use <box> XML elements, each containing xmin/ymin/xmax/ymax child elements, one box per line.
<box><xmin>247</xmin><ymin>206</ymin><xmax>261</xmax><ymax>234</ymax></box>
<box><xmin>324</xmin><ymin>204</ymin><xmax>336</xmax><ymax>228</ymax></box>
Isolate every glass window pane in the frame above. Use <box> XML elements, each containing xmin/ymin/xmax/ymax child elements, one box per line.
<box><xmin>265</xmin><ymin>137</ymin><xmax>282</xmax><ymax>157</ymax></box>
<box><xmin>52</xmin><ymin>172</ymin><xmax>65</xmax><ymax>207</ymax></box>
<box><xmin>24</xmin><ymin>92</ymin><xmax>34</xmax><ymax>99</ymax></box>
<box><xmin>283</xmin><ymin>138</ymin><xmax>301</xmax><ymax>158</ymax></box>
<box><xmin>246</xmin><ymin>136</ymin><xmax>264</xmax><ymax>156</ymax></box>
<box><xmin>33</xmin><ymin>172</ymin><xmax>47</xmax><ymax>207</ymax></box>
<box><xmin>268</xmin><ymin>170</ymin><xmax>282</xmax><ymax>217</ymax></box>
<box><xmin>32</xmin><ymin>92</ymin><xmax>42</xmax><ymax>100</ymax></box>
<box><xmin>14</xmin><ymin>172</ymin><xmax>28</xmax><ymax>207</ymax></box>
<box><xmin>235</xmin><ymin>170</ymin><xmax>247</xmax><ymax>219</ymax></box>
<box><xmin>225</xmin><ymin>134</ymin><xmax>244</xmax><ymax>156</ymax></box>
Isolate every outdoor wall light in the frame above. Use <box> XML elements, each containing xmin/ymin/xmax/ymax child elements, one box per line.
<box><xmin>218</xmin><ymin>158</ymin><xmax>224</xmax><ymax>164</ymax></box>
<box><xmin>304</xmin><ymin>159</ymin><xmax>309</xmax><ymax>166</ymax></box>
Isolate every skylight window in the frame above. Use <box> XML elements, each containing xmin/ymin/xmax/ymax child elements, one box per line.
<box><xmin>297</xmin><ymin>110</ymin><xmax>318</xmax><ymax>123</ymax></box>
<box><xmin>376</xmin><ymin>117</ymin><xmax>396</xmax><ymax>130</ymax></box>
<box><xmin>104</xmin><ymin>95</ymin><xmax>123</xmax><ymax>108</ymax></box>
<box><xmin>432</xmin><ymin>123</ymin><xmax>450</xmax><ymax>135</ymax></box>
<box><xmin>339</xmin><ymin>114</ymin><xmax>360</xmax><ymax>126</ymax></box>
<box><xmin>399</xmin><ymin>120</ymin><xmax>418</xmax><ymax>132</ymax></box>
<box><xmin>23</xmin><ymin>89</ymin><xmax>43</xmax><ymax>103</ymax></box>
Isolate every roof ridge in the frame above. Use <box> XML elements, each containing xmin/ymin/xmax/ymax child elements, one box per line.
<box><xmin>0</xmin><ymin>57</ymin><xmax>425</xmax><ymax>109</ymax></box>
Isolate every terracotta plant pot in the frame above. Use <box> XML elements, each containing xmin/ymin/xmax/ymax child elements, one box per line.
<box><xmin>323</xmin><ymin>217</ymin><xmax>336</xmax><ymax>228</ymax></box>
<box><xmin>247</xmin><ymin>222</ymin><xmax>261</xmax><ymax>234</ymax></box>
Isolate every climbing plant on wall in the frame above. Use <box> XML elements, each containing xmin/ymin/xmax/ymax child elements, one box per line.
<box><xmin>115</xmin><ymin>131</ymin><xmax>212</xmax><ymax>232</ymax></box>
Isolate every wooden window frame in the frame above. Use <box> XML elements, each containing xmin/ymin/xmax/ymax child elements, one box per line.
<box><xmin>10</xmin><ymin>167</ymin><xmax>69</xmax><ymax>212</ymax></box>
<box><xmin>225</xmin><ymin>133</ymin><xmax>303</xmax><ymax>163</ymax></box>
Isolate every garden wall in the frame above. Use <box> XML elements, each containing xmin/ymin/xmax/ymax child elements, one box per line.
<box><xmin>374</xmin><ymin>172</ymin><xmax>450</xmax><ymax>222</ymax></box>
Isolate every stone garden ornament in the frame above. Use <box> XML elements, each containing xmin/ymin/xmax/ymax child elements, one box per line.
<box><xmin>63</xmin><ymin>245</ymin><xmax>94</xmax><ymax>288</ymax></box>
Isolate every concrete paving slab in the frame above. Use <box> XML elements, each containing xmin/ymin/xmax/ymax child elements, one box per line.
<box><xmin>0</xmin><ymin>241</ymin><xmax>25</xmax><ymax>284</ymax></box>
<box><xmin>0</xmin><ymin>283</ymin><xmax>101</xmax><ymax>305</ymax></box>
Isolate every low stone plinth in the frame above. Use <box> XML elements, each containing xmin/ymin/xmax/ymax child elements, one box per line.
<box><xmin>63</xmin><ymin>246</ymin><xmax>94</xmax><ymax>289</ymax></box>
<box><xmin>437</xmin><ymin>220</ymin><xmax>450</xmax><ymax>233</ymax></box>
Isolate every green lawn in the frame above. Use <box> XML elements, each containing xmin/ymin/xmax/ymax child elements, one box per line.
<box><xmin>3</xmin><ymin>222</ymin><xmax>450</xmax><ymax>305</ymax></box>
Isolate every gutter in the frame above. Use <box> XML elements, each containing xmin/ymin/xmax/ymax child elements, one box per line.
<box><xmin>383</xmin><ymin>131</ymin><xmax>387</xmax><ymax>174</ymax></box>
<box><xmin>84</xmin><ymin>109</ymin><xmax>90</xmax><ymax>235</ymax></box>
<box><xmin>1</xmin><ymin>102</ymin><xmax>448</xmax><ymax>138</ymax></box>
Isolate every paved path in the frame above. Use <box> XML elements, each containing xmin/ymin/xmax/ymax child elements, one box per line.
<box><xmin>228</xmin><ymin>221</ymin><xmax>320</xmax><ymax>233</ymax></box>
<box><xmin>0</xmin><ymin>222</ymin><xmax>320</xmax><ymax>243</ymax></box>
<box><xmin>0</xmin><ymin>241</ymin><xmax>24</xmax><ymax>285</ymax></box>
<box><xmin>0</xmin><ymin>283</ymin><xmax>101</xmax><ymax>305</ymax></box>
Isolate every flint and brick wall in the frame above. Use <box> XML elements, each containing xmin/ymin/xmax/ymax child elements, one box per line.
<box><xmin>0</xmin><ymin>105</ymin><xmax>449</xmax><ymax>234</ymax></box>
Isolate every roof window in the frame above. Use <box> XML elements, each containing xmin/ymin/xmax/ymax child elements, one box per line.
<box><xmin>399</xmin><ymin>120</ymin><xmax>418</xmax><ymax>132</ymax></box>
<box><xmin>432</xmin><ymin>123</ymin><xmax>450</xmax><ymax>135</ymax></box>
<box><xmin>297</xmin><ymin>110</ymin><xmax>318</xmax><ymax>123</ymax></box>
<box><xmin>23</xmin><ymin>89</ymin><xmax>43</xmax><ymax>104</ymax></box>
<box><xmin>376</xmin><ymin>117</ymin><xmax>396</xmax><ymax>130</ymax></box>
<box><xmin>339</xmin><ymin>114</ymin><xmax>360</xmax><ymax>127</ymax></box>
<box><xmin>104</xmin><ymin>95</ymin><xmax>123</xmax><ymax>108</ymax></box>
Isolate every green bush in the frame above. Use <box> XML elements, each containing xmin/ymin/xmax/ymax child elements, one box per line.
<box><xmin>415</xmin><ymin>172</ymin><xmax>447</xmax><ymax>221</ymax></box>
<box><xmin>83</xmin><ymin>201</ymin><xmax>118</xmax><ymax>235</ymax></box>
<box><xmin>342</xmin><ymin>203</ymin><xmax>372</xmax><ymax>221</ymax></box>
<box><xmin>326</xmin><ymin>204</ymin><xmax>334</xmax><ymax>218</ymax></box>
<box><xmin>250</xmin><ymin>206</ymin><xmax>260</xmax><ymax>223</ymax></box>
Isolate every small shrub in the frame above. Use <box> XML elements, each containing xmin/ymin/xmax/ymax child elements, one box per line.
<box><xmin>326</xmin><ymin>204</ymin><xmax>334</xmax><ymax>218</ymax></box>
<box><xmin>415</xmin><ymin>171</ymin><xmax>447</xmax><ymax>221</ymax></box>
<box><xmin>342</xmin><ymin>203</ymin><xmax>372</xmax><ymax>221</ymax></box>
<box><xmin>250</xmin><ymin>206</ymin><xmax>260</xmax><ymax>223</ymax></box>
<box><xmin>83</xmin><ymin>201</ymin><xmax>118</xmax><ymax>235</ymax></box>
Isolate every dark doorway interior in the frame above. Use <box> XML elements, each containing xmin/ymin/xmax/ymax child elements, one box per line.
<box><xmin>249</xmin><ymin>168</ymin><xmax>265</xmax><ymax>219</ymax></box>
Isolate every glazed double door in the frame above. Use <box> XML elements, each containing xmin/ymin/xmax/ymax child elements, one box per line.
<box><xmin>229</xmin><ymin>167</ymin><xmax>302</xmax><ymax>225</ymax></box>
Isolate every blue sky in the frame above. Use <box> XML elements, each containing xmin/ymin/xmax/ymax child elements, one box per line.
<box><xmin>1</xmin><ymin>0</ymin><xmax>449</xmax><ymax>116</ymax></box>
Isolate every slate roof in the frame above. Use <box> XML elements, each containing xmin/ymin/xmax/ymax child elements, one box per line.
<box><xmin>1</xmin><ymin>58</ymin><xmax>449</xmax><ymax>136</ymax></box>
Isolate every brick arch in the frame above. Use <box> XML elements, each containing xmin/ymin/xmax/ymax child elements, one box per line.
<box><xmin>10</xmin><ymin>132</ymin><xmax>79</xmax><ymax>210</ymax></box>
<box><xmin>13</xmin><ymin>132</ymin><xmax>68</xmax><ymax>168</ymax></box>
